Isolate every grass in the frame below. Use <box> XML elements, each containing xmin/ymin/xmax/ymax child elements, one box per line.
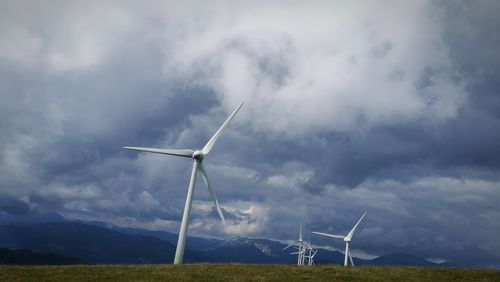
<box><xmin>0</xmin><ymin>264</ymin><xmax>499</xmax><ymax>282</ymax></box>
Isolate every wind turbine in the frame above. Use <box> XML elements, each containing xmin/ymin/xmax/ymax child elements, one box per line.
<box><xmin>283</xmin><ymin>223</ymin><xmax>307</xmax><ymax>265</ymax></box>
<box><xmin>305</xmin><ymin>246</ymin><xmax>318</xmax><ymax>266</ymax></box>
<box><xmin>312</xmin><ymin>212</ymin><xmax>366</xmax><ymax>266</ymax></box>
<box><xmin>124</xmin><ymin>101</ymin><xmax>244</xmax><ymax>265</ymax></box>
<box><xmin>304</xmin><ymin>233</ymin><xmax>318</xmax><ymax>266</ymax></box>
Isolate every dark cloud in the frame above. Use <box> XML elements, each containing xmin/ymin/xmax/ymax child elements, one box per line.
<box><xmin>0</xmin><ymin>0</ymin><xmax>500</xmax><ymax>267</ymax></box>
<box><xmin>0</xmin><ymin>195</ymin><xmax>37</xmax><ymax>215</ymax></box>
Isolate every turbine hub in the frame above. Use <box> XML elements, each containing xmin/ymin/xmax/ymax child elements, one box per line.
<box><xmin>344</xmin><ymin>238</ymin><xmax>351</xmax><ymax>242</ymax></box>
<box><xmin>192</xmin><ymin>150</ymin><xmax>204</xmax><ymax>161</ymax></box>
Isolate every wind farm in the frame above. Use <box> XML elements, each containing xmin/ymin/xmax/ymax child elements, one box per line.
<box><xmin>2</xmin><ymin>0</ymin><xmax>500</xmax><ymax>281</ymax></box>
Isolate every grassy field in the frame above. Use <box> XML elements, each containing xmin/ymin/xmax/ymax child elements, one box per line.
<box><xmin>0</xmin><ymin>264</ymin><xmax>499</xmax><ymax>282</ymax></box>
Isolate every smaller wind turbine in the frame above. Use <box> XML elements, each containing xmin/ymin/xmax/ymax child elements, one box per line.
<box><xmin>306</xmin><ymin>248</ymin><xmax>318</xmax><ymax>266</ymax></box>
<box><xmin>312</xmin><ymin>212</ymin><xmax>366</xmax><ymax>266</ymax></box>
<box><xmin>283</xmin><ymin>223</ymin><xmax>307</xmax><ymax>265</ymax></box>
<box><xmin>303</xmin><ymin>240</ymin><xmax>318</xmax><ymax>266</ymax></box>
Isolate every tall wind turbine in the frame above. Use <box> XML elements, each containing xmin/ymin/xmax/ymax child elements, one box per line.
<box><xmin>124</xmin><ymin>101</ymin><xmax>244</xmax><ymax>265</ymax></box>
<box><xmin>312</xmin><ymin>212</ymin><xmax>366</xmax><ymax>266</ymax></box>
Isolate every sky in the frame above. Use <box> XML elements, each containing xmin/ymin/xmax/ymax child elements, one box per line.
<box><xmin>1</xmin><ymin>0</ymin><xmax>500</xmax><ymax>267</ymax></box>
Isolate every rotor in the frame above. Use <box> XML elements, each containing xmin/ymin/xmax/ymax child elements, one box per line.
<box><xmin>192</xmin><ymin>150</ymin><xmax>205</xmax><ymax>161</ymax></box>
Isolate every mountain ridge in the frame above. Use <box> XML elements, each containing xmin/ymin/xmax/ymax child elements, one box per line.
<box><xmin>0</xmin><ymin>247</ymin><xmax>86</xmax><ymax>265</ymax></box>
<box><xmin>0</xmin><ymin>217</ymin><xmax>447</xmax><ymax>266</ymax></box>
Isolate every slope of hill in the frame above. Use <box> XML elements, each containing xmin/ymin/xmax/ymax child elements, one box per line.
<box><xmin>368</xmin><ymin>253</ymin><xmax>437</xmax><ymax>266</ymax></box>
<box><xmin>194</xmin><ymin>237</ymin><xmax>295</xmax><ymax>263</ymax></box>
<box><xmin>0</xmin><ymin>222</ymin><xmax>180</xmax><ymax>264</ymax></box>
<box><xmin>105</xmin><ymin>224</ymin><xmax>220</xmax><ymax>251</ymax></box>
<box><xmin>0</xmin><ymin>248</ymin><xmax>85</xmax><ymax>265</ymax></box>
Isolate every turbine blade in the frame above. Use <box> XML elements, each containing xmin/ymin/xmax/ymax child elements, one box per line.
<box><xmin>198</xmin><ymin>163</ymin><xmax>225</xmax><ymax>223</ymax></box>
<box><xmin>346</xmin><ymin>212</ymin><xmax>367</xmax><ymax>240</ymax></box>
<box><xmin>349</xmin><ymin>252</ymin><xmax>354</xmax><ymax>266</ymax></box>
<box><xmin>201</xmin><ymin>101</ymin><xmax>244</xmax><ymax>155</ymax></box>
<box><xmin>293</xmin><ymin>249</ymin><xmax>305</xmax><ymax>255</ymax></box>
<box><xmin>312</xmin><ymin>231</ymin><xmax>345</xmax><ymax>240</ymax></box>
<box><xmin>283</xmin><ymin>240</ymin><xmax>299</xmax><ymax>250</ymax></box>
<box><xmin>124</xmin><ymin>147</ymin><xmax>194</xmax><ymax>158</ymax></box>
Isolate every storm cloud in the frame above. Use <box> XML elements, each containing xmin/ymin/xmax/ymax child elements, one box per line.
<box><xmin>1</xmin><ymin>0</ymin><xmax>500</xmax><ymax>267</ymax></box>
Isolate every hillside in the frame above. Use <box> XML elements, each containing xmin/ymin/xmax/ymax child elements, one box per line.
<box><xmin>0</xmin><ymin>248</ymin><xmax>85</xmax><ymax>265</ymax></box>
<box><xmin>0</xmin><ymin>222</ymin><xmax>180</xmax><ymax>264</ymax></box>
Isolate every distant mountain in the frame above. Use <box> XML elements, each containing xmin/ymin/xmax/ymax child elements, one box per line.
<box><xmin>314</xmin><ymin>248</ymin><xmax>358</xmax><ymax>265</ymax></box>
<box><xmin>0</xmin><ymin>222</ymin><xmax>184</xmax><ymax>264</ymax></box>
<box><xmin>194</xmin><ymin>237</ymin><xmax>295</xmax><ymax>263</ymax></box>
<box><xmin>0</xmin><ymin>219</ymin><xmax>443</xmax><ymax>267</ymax></box>
<box><xmin>105</xmin><ymin>225</ymin><xmax>220</xmax><ymax>252</ymax></box>
<box><xmin>366</xmin><ymin>253</ymin><xmax>439</xmax><ymax>267</ymax></box>
<box><xmin>0</xmin><ymin>248</ymin><xmax>85</xmax><ymax>265</ymax></box>
<box><xmin>101</xmin><ymin>226</ymin><xmax>346</xmax><ymax>264</ymax></box>
<box><xmin>0</xmin><ymin>212</ymin><xmax>68</xmax><ymax>224</ymax></box>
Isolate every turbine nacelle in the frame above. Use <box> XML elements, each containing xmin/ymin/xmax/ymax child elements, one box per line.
<box><xmin>343</xmin><ymin>237</ymin><xmax>351</xmax><ymax>242</ymax></box>
<box><xmin>192</xmin><ymin>150</ymin><xmax>205</xmax><ymax>161</ymax></box>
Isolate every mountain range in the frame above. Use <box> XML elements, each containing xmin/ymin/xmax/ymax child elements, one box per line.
<box><xmin>0</xmin><ymin>213</ymin><xmax>449</xmax><ymax>266</ymax></box>
<box><xmin>0</xmin><ymin>248</ymin><xmax>86</xmax><ymax>265</ymax></box>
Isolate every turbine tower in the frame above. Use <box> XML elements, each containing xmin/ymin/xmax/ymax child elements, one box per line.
<box><xmin>312</xmin><ymin>212</ymin><xmax>366</xmax><ymax>266</ymax></box>
<box><xmin>124</xmin><ymin>101</ymin><xmax>244</xmax><ymax>265</ymax></box>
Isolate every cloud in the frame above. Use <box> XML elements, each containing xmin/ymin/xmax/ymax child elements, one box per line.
<box><xmin>155</xmin><ymin>1</ymin><xmax>467</xmax><ymax>136</ymax></box>
<box><xmin>0</xmin><ymin>1</ymin><xmax>136</xmax><ymax>72</ymax></box>
<box><xmin>0</xmin><ymin>26</ymin><xmax>42</xmax><ymax>67</ymax></box>
<box><xmin>1</xmin><ymin>0</ymin><xmax>500</xmax><ymax>267</ymax></box>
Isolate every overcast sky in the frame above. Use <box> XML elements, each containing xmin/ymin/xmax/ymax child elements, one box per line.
<box><xmin>1</xmin><ymin>0</ymin><xmax>500</xmax><ymax>267</ymax></box>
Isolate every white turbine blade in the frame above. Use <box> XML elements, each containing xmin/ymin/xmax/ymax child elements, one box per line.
<box><xmin>201</xmin><ymin>101</ymin><xmax>244</xmax><ymax>155</ymax></box>
<box><xmin>124</xmin><ymin>147</ymin><xmax>194</xmax><ymax>158</ymax></box>
<box><xmin>349</xmin><ymin>252</ymin><xmax>354</xmax><ymax>266</ymax></box>
<box><xmin>283</xmin><ymin>240</ymin><xmax>299</xmax><ymax>250</ymax></box>
<box><xmin>304</xmin><ymin>242</ymin><xmax>312</xmax><ymax>249</ymax></box>
<box><xmin>312</xmin><ymin>231</ymin><xmax>345</xmax><ymax>240</ymax></box>
<box><xmin>346</xmin><ymin>212</ymin><xmax>367</xmax><ymax>240</ymax></box>
<box><xmin>198</xmin><ymin>163</ymin><xmax>225</xmax><ymax>223</ymax></box>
